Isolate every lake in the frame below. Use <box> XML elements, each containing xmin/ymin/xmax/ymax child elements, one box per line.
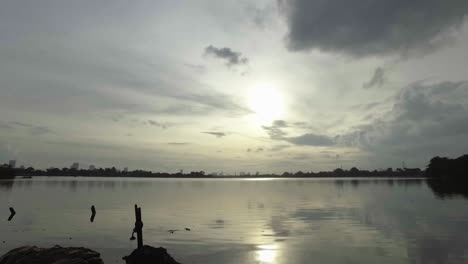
<box><xmin>1</xmin><ymin>177</ymin><xmax>467</xmax><ymax>264</ymax></box>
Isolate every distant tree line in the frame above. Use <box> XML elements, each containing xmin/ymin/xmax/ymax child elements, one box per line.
<box><xmin>3</xmin><ymin>154</ymin><xmax>467</xmax><ymax>179</ymax></box>
<box><xmin>2</xmin><ymin>155</ymin><xmax>467</xmax><ymax>199</ymax></box>
<box><xmin>0</xmin><ymin>166</ymin><xmax>15</xmax><ymax>179</ymax></box>
<box><xmin>425</xmin><ymin>154</ymin><xmax>468</xmax><ymax>199</ymax></box>
<box><xmin>280</xmin><ymin>167</ymin><xmax>422</xmax><ymax>178</ymax></box>
<box><xmin>1</xmin><ymin>164</ymin><xmax>425</xmax><ymax>179</ymax></box>
<box><xmin>425</xmin><ymin>155</ymin><xmax>468</xmax><ymax>179</ymax></box>
<box><xmin>0</xmin><ymin>165</ymin><xmax>208</xmax><ymax>178</ymax></box>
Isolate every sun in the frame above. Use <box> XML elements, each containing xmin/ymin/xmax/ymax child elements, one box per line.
<box><xmin>247</xmin><ymin>83</ymin><xmax>285</xmax><ymax>125</ymax></box>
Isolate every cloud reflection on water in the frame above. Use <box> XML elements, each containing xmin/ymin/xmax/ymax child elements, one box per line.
<box><xmin>1</xmin><ymin>177</ymin><xmax>468</xmax><ymax>264</ymax></box>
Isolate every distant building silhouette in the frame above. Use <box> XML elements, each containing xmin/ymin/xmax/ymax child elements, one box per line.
<box><xmin>8</xmin><ymin>160</ymin><xmax>16</xmax><ymax>168</ymax></box>
<box><xmin>89</xmin><ymin>165</ymin><xmax>96</xmax><ymax>170</ymax></box>
<box><xmin>123</xmin><ymin>167</ymin><xmax>128</xmax><ymax>173</ymax></box>
<box><xmin>71</xmin><ymin>162</ymin><xmax>79</xmax><ymax>170</ymax></box>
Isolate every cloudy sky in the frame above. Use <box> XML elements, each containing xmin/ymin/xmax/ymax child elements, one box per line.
<box><xmin>1</xmin><ymin>0</ymin><xmax>468</xmax><ymax>173</ymax></box>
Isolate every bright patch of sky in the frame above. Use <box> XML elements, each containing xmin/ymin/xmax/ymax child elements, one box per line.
<box><xmin>1</xmin><ymin>0</ymin><xmax>468</xmax><ymax>173</ymax></box>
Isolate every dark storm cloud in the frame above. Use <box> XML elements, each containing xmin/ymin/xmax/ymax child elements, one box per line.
<box><xmin>363</xmin><ymin>67</ymin><xmax>386</xmax><ymax>89</ymax></box>
<box><xmin>278</xmin><ymin>0</ymin><xmax>468</xmax><ymax>56</ymax></box>
<box><xmin>338</xmin><ymin>81</ymin><xmax>468</xmax><ymax>167</ymax></box>
<box><xmin>286</xmin><ymin>133</ymin><xmax>335</xmax><ymax>146</ymax></box>
<box><xmin>204</xmin><ymin>45</ymin><xmax>249</xmax><ymax>67</ymax></box>
<box><xmin>202</xmin><ymin>131</ymin><xmax>227</xmax><ymax>138</ymax></box>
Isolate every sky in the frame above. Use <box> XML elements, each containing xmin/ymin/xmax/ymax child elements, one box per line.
<box><xmin>1</xmin><ymin>0</ymin><xmax>468</xmax><ymax>173</ymax></box>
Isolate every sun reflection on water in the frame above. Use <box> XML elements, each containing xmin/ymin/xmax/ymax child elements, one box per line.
<box><xmin>256</xmin><ymin>244</ymin><xmax>278</xmax><ymax>263</ymax></box>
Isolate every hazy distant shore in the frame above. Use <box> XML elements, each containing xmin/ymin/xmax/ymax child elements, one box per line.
<box><xmin>1</xmin><ymin>165</ymin><xmax>425</xmax><ymax>179</ymax></box>
<box><xmin>3</xmin><ymin>154</ymin><xmax>467</xmax><ymax>180</ymax></box>
<box><xmin>8</xmin><ymin>174</ymin><xmax>427</xmax><ymax>179</ymax></box>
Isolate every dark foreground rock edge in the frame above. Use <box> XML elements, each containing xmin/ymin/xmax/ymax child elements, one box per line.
<box><xmin>0</xmin><ymin>245</ymin><xmax>104</xmax><ymax>264</ymax></box>
<box><xmin>123</xmin><ymin>245</ymin><xmax>181</xmax><ymax>264</ymax></box>
<box><xmin>0</xmin><ymin>245</ymin><xmax>181</xmax><ymax>264</ymax></box>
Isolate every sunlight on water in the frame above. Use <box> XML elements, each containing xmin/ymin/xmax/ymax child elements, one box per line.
<box><xmin>245</xmin><ymin>177</ymin><xmax>276</xmax><ymax>181</ymax></box>
<box><xmin>256</xmin><ymin>244</ymin><xmax>278</xmax><ymax>263</ymax></box>
<box><xmin>1</xmin><ymin>177</ymin><xmax>468</xmax><ymax>264</ymax></box>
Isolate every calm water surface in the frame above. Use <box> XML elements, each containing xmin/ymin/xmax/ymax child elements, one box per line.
<box><xmin>1</xmin><ymin>177</ymin><xmax>467</xmax><ymax>264</ymax></box>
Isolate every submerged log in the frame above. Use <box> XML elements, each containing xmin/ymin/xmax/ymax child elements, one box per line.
<box><xmin>0</xmin><ymin>245</ymin><xmax>104</xmax><ymax>264</ymax></box>
<box><xmin>123</xmin><ymin>245</ymin><xmax>181</xmax><ymax>264</ymax></box>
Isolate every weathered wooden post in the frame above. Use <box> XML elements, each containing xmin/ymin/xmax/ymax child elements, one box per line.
<box><xmin>134</xmin><ymin>204</ymin><xmax>143</xmax><ymax>249</ymax></box>
<box><xmin>90</xmin><ymin>205</ymin><xmax>96</xmax><ymax>222</ymax></box>
<box><xmin>8</xmin><ymin>207</ymin><xmax>16</xmax><ymax>221</ymax></box>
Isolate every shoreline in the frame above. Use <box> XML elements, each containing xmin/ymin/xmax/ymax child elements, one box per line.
<box><xmin>6</xmin><ymin>175</ymin><xmax>428</xmax><ymax>179</ymax></box>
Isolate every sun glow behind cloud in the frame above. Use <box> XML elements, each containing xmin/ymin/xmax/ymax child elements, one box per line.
<box><xmin>247</xmin><ymin>83</ymin><xmax>285</xmax><ymax>125</ymax></box>
<box><xmin>2</xmin><ymin>0</ymin><xmax>468</xmax><ymax>172</ymax></box>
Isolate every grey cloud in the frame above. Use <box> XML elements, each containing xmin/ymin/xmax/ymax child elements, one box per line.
<box><xmin>202</xmin><ymin>131</ymin><xmax>227</xmax><ymax>138</ymax></box>
<box><xmin>262</xmin><ymin>119</ymin><xmax>291</xmax><ymax>139</ymax></box>
<box><xmin>147</xmin><ymin>120</ymin><xmax>173</xmax><ymax>129</ymax></box>
<box><xmin>292</xmin><ymin>121</ymin><xmax>308</xmax><ymax>128</ymax></box>
<box><xmin>338</xmin><ymin>81</ymin><xmax>468</xmax><ymax>167</ymax></box>
<box><xmin>204</xmin><ymin>45</ymin><xmax>249</xmax><ymax>67</ymax></box>
<box><xmin>184</xmin><ymin>64</ymin><xmax>206</xmax><ymax>73</ymax></box>
<box><xmin>180</xmin><ymin>93</ymin><xmax>251</xmax><ymax>115</ymax></box>
<box><xmin>245</xmin><ymin>2</ymin><xmax>278</xmax><ymax>30</ymax></box>
<box><xmin>349</xmin><ymin>101</ymin><xmax>383</xmax><ymax>111</ymax></box>
<box><xmin>291</xmin><ymin>154</ymin><xmax>310</xmax><ymax>160</ymax></box>
<box><xmin>247</xmin><ymin>147</ymin><xmax>264</xmax><ymax>153</ymax></box>
<box><xmin>279</xmin><ymin>0</ymin><xmax>468</xmax><ymax>56</ymax></box>
<box><xmin>262</xmin><ymin>124</ymin><xmax>288</xmax><ymax>139</ymax></box>
<box><xmin>270</xmin><ymin>145</ymin><xmax>290</xmax><ymax>152</ymax></box>
<box><xmin>0</xmin><ymin>30</ymin><xmax>249</xmax><ymax>120</ymax></box>
<box><xmin>29</xmin><ymin>126</ymin><xmax>53</xmax><ymax>136</ymax></box>
<box><xmin>9</xmin><ymin>122</ymin><xmax>53</xmax><ymax>136</ymax></box>
<box><xmin>263</xmin><ymin>120</ymin><xmax>336</xmax><ymax>147</ymax></box>
<box><xmin>0</xmin><ymin>1</ymin><xmax>251</xmax><ymax>121</ymax></box>
<box><xmin>363</xmin><ymin>67</ymin><xmax>386</xmax><ymax>89</ymax></box>
<box><xmin>0</xmin><ymin>123</ymin><xmax>14</xmax><ymax>130</ymax></box>
<box><xmin>167</xmin><ymin>142</ymin><xmax>190</xmax><ymax>146</ymax></box>
<box><xmin>272</xmin><ymin>120</ymin><xmax>288</xmax><ymax>128</ymax></box>
<box><xmin>286</xmin><ymin>133</ymin><xmax>335</xmax><ymax>146</ymax></box>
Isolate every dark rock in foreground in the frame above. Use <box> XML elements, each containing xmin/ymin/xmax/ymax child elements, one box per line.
<box><xmin>0</xmin><ymin>246</ymin><xmax>104</xmax><ymax>264</ymax></box>
<box><xmin>123</xmin><ymin>246</ymin><xmax>181</xmax><ymax>264</ymax></box>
